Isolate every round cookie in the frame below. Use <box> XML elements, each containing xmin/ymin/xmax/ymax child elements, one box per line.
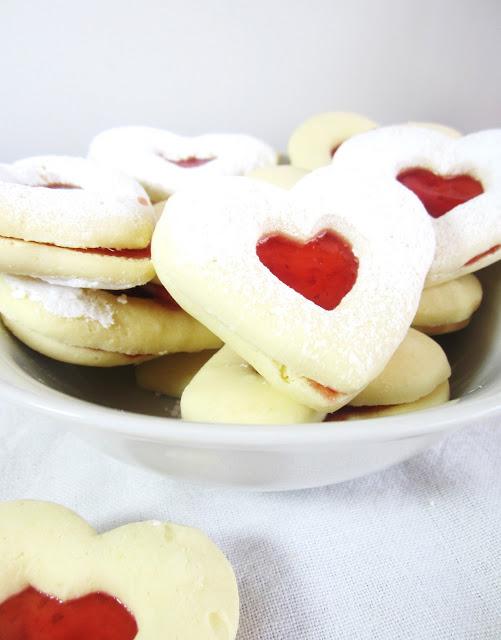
<box><xmin>350</xmin><ymin>329</ymin><xmax>451</xmax><ymax>407</ymax></box>
<box><xmin>333</xmin><ymin>125</ymin><xmax>501</xmax><ymax>285</ymax></box>
<box><xmin>152</xmin><ymin>170</ymin><xmax>434</xmax><ymax>412</ymax></box>
<box><xmin>0</xmin><ymin>156</ymin><xmax>156</xmax><ymax>288</ymax></box>
<box><xmin>0</xmin><ymin>276</ymin><xmax>222</xmax><ymax>359</ymax></box>
<box><xmin>288</xmin><ymin>112</ymin><xmax>377</xmax><ymax>170</ymax></box>
<box><xmin>0</xmin><ymin>500</ymin><xmax>239</xmax><ymax>639</ymax></box>
<box><xmin>181</xmin><ymin>347</ymin><xmax>325</xmax><ymax>424</ymax></box>
<box><xmin>326</xmin><ymin>381</ymin><xmax>450</xmax><ymax>421</ymax></box>
<box><xmin>3</xmin><ymin>318</ymin><xmax>153</xmax><ymax>367</ymax></box>
<box><xmin>405</xmin><ymin>121</ymin><xmax>462</xmax><ymax>138</ymax></box>
<box><xmin>413</xmin><ymin>274</ymin><xmax>483</xmax><ymax>334</ymax></box>
<box><xmin>136</xmin><ymin>350</ymin><xmax>217</xmax><ymax>398</ymax></box>
<box><xmin>89</xmin><ymin>127</ymin><xmax>278</xmax><ymax>202</ymax></box>
<box><xmin>246</xmin><ymin>165</ymin><xmax>308</xmax><ymax>189</ymax></box>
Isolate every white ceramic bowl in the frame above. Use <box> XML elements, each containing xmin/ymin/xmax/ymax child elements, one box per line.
<box><xmin>0</xmin><ymin>263</ymin><xmax>499</xmax><ymax>491</ymax></box>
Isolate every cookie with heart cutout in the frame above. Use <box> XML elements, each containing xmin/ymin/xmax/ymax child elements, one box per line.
<box><xmin>135</xmin><ymin>350</ymin><xmax>218</xmax><ymax>397</ymax></box>
<box><xmin>152</xmin><ymin>170</ymin><xmax>435</xmax><ymax>411</ymax></box>
<box><xmin>0</xmin><ymin>156</ymin><xmax>157</xmax><ymax>289</ymax></box>
<box><xmin>246</xmin><ymin>165</ymin><xmax>308</xmax><ymax>190</ymax></box>
<box><xmin>0</xmin><ymin>500</ymin><xmax>239</xmax><ymax>640</ymax></box>
<box><xmin>0</xmin><ymin>276</ymin><xmax>221</xmax><ymax>364</ymax></box>
<box><xmin>413</xmin><ymin>273</ymin><xmax>483</xmax><ymax>335</ymax></box>
<box><xmin>287</xmin><ymin>111</ymin><xmax>461</xmax><ymax>171</ymax></box>
<box><xmin>332</xmin><ymin>125</ymin><xmax>501</xmax><ymax>285</ymax></box>
<box><xmin>88</xmin><ymin>126</ymin><xmax>278</xmax><ymax>202</ymax></box>
<box><xmin>181</xmin><ymin>331</ymin><xmax>449</xmax><ymax>425</ymax></box>
<box><xmin>181</xmin><ymin>346</ymin><xmax>326</xmax><ymax>424</ymax></box>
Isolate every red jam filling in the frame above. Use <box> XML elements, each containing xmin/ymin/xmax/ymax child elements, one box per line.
<box><xmin>465</xmin><ymin>244</ymin><xmax>501</xmax><ymax>266</ymax></box>
<box><xmin>1</xmin><ymin>235</ymin><xmax>152</xmax><ymax>260</ymax></box>
<box><xmin>70</xmin><ymin>245</ymin><xmax>151</xmax><ymax>259</ymax></box>
<box><xmin>256</xmin><ymin>230</ymin><xmax>358</xmax><ymax>311</ymax></box>
<box><xmin>0</xmin><ymin>586</ymin><xmax>138</xmax><ymax>640</ymax></box>
<box><xmin>397</xmin><ymin>168</ymin><xmax>483</xmax><ymax>218</ymax></box>
<box><xmin>37</xmin><ymin>183</ymin><xmax>82</xmax><ymax>190</ymax></box>
<box><xmin>157</xmin><ymin>152</ymin><xmax>215</xmax><ymax>168</ymax></box>
<box><xmin>308</xmin><ymin>379</ymin><xmax>340</xmax><ymax>400</ymax></box>
<box><xmin>330</xmin><ymin>144</ymin><xmax>340</xmax><ymax>158</ymax></box>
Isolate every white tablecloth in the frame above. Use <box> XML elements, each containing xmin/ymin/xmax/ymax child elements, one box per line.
<box><xmin>1</xmin><ymin>403</ymin><xmax>500</xmax><ymax>639</ymax></box>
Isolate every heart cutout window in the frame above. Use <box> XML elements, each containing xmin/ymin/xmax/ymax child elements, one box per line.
<box><xmin>256</xmin><ymin>230</ymin><xmax>358</xmax><ymax>310</ymax></box>
<box><xmin>397</xmin><ymin>168</ymin><xmax>483</xmax><ymax>218</ymax></box>
<box><xmin>0</xmin><ymin>586</ymin><xmax>138</xmax><ymax>640</ymax></box>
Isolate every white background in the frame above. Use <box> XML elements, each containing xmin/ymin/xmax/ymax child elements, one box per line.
<box><xmin>0</xmin><ymin>0</ymin><xmax>499</xmax><ymax>161</ymax></box>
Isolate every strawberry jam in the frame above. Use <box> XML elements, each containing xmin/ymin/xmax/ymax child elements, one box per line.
<box><xmin>157</xmin><ymin>152</ymin><xmax>215</xmax><ymax>168</ymax></box>
<box><xmin>256</xmin><ymin>230</ymin><xmax>358</xmax><ymax>311</ymax></box>
<box><xmin>0</xmin><ymin>587</ymin><xmax>138</xmax><ymax>640</ymax></box>
<box><xmin>465</xmin><ymin>244</ymin><xmax>501</xmax><ymax>266</ymax></box>
<box><xmin>397</xmin><ymin>168</ymin><xmax>483</xmax><ymax>218</ymax></box>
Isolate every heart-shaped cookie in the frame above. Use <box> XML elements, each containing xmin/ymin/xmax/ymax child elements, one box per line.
<box><xmin>89</xmin><ymin>127</ymin><xmax>277</xmax><ymax>202</ymax></box>
<box><xmin>0</xmin><ymin>501</ymin><xmax>239</xmax><ymax>640</ymax></box>
<box><xmin>333</xmin><ymin>125</ymin><xmax>501</xmax><ymax>285</ymax></box>
<box><xmin>152</xmin><ymin>170</ymin><xmax>434</xmax><ymax>410</ymax></box>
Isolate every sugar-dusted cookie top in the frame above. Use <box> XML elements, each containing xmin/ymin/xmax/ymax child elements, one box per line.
<box><xmin>333</xmin><ymin>125</ymin><xmax>501</xmax><ymax>284</ymax></box>
<box><xmin>89</xmin><ymin>126</ymin><xmax>278</xmax><ymax>201</ymax></box>
<box><xmin>0</xmin><ymin>155</ymin><xmax>155</xmax><ymax>249</ymax></box>
<box><xmin>152</xmin><ymin>168</ymin><xmax>435</xmax><ymax>410</ymax></box>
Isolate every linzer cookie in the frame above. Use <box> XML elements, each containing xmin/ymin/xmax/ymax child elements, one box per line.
<box><xmin>88</xmin><ymin>126</ymin><xmax>278</xmax><ymax>202</ymax></box>
<box><xmin>0</xmin><ymin>276</ymin><xmax>221</xmax><ymax>366</ymax></box>
<box><xmin>0</xmin><ymin>156</ymin><xmax>156</xmax><ymax>289</ymax></box>
<box><xmin>413</xmin><ymin>274</ymin><xmax>483</xmax><ymax>335</ymax></box>
<box><xmin>333</xmin><ymin>126</ymin><xmax>501</xmax><ymax>285</ymax></box>
<box><xmin>0</xmin><ymin>500</ymin><xmax>239</xmax><ymax>640</ymax></box>
<box><xmin>152</xmin><ymin>169</ymin><xmax>435</xmax><ymax>411</ymax></box>
<box><xmin>287</xmin><ymin>111</ymin><xmax>461</xmax><ymax>171</ymax></box>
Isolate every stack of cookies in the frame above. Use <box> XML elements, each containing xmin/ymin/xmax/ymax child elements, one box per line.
<box><xmin>0</xmin><ymin>115</ymin><xmax>499</xmax><ymax>424</ymax></box>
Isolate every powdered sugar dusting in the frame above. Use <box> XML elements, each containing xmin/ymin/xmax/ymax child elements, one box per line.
<box><xmin>5</xmin><ymin>275</ymin><xmax>115</xmax><ymax>328</ymax></box>
<box><xmin>333</xmin><ymin>125</ymin><xmax>501</xmax><ymax>284</ymax></box>
<box><xmin>88</xmin><ymin>127</ymin><xmax>278</xmax><ymax>201</ymax></box>
<box><xmin>0</xmin><ymin>156</ymin><xmax>156</xmax><ymax>249</ymax></box>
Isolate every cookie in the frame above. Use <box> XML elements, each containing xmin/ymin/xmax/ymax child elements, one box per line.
<box><xmin>0</xmin><ymin>276</ymin><xmax>221</xmax><ymax>361</ymax></box>
<box><xmin>152</xmin><ymin>170</ymin><xmax>434</xmax><ymax>411</ymax></box>
<box><xmin>0</xmin><ymin>156</ymin><xmax>156</xmax><ymax>288</ymax></box>
<box><xmin>181</xmin><ymin>346</ymin><xmax>325</xmax><ymax>424</ymax></box>
<box><xmin>0</xmin><ymin>500</ymin><xmax>239</xmax><ymax>639</ymax></box>
<box><xmin>89</xmin><ymin>127</ymin><xmax>277</xmax><ymax>202</ymax></box>
<box><xmin>333</xmin><ymin>126</ymin><xmax>501</xmax><ymax>284</ymax></box>
<box><xmin>413</xmin><ymin>274</ymin><xmax>483</xmax><ymax>334</ymax></box>
<box><xmin>246</xmin><ymin>165</ymin><xmax>308</xmax><ymax>189</ymax></box>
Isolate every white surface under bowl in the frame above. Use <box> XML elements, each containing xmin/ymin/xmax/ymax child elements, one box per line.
<box><xmin>0</xmin><ymin>262</ymin><xmax>499</xmax><ymax>491</ymax></box>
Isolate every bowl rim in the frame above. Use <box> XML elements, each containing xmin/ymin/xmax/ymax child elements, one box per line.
<box><xmin>0</xmin><ymin>362</ymin><xmax>498</xmax><ymax>449</ymax></box>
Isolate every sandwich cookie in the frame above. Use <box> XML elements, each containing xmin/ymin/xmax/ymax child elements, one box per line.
<box><xmin>152</xmin><ymin>170</ymin><xmax>434</xmax><ymax>411</ymax></box>
<box><xmin>287</xmin><ymin>111</ymin><xmax>461</xmax><ymax>171</ymax></box>
<box><xmin>333</xmin><ymin>126</ymin><xmax>501</xmax><ymax>284</ymax></box>
<box><xmin>413</xmin><ymin>273</ymin><xmax>483</xmax><ymax>335</ymax></box>
<box><xmin>0</xmin><ymin>156</ymin><xmax>156</xmax><ymax>289</ymax></box>
<box><xmin>327</xmin><ymin>329</ymin><xmax>451</xmax><ymax>420</ymax></box>
<box><xmin>0</xmin><ymin>500</ymin><xmax>239</xmax><ymax>640</ymax></box>
<box><xmin>0</xmin><ymin>276</ymin><xmax>221</xmax><ymax>366</ymax></box>
<box><xmin>89</xmin><ymin>127</ymin><xmax>278</xmax><ymax>202</ymax></box>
